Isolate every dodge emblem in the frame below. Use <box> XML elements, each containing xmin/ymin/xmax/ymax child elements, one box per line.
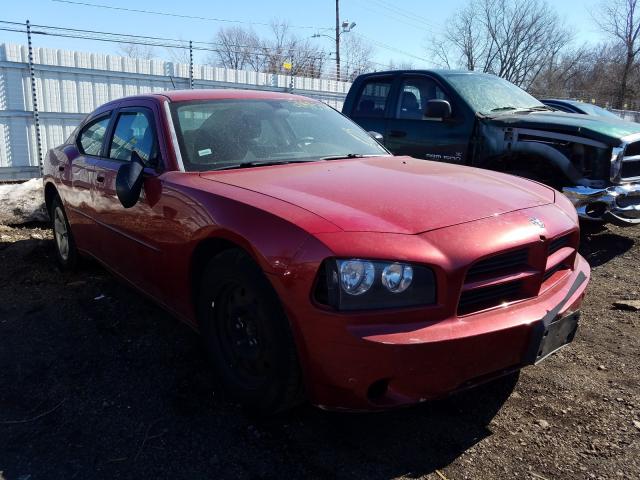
<box><xmin>529</xmin><ymin>217</ymin><xmax>545</xmax><ymax>229</ymax></box>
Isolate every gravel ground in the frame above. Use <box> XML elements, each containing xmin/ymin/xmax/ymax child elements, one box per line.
<box><xmin>0</xmin><ymin>222</ymin><xmax>638</xmax><ymax>480</ymax></box>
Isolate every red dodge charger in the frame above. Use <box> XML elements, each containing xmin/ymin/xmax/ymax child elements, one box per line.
<box><xmin>43</xmin><ymin>89</ymin><xmax>590</xmax><ymax>413</ymax></box>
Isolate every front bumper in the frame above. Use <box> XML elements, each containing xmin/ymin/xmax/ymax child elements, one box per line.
<box><xmin>563</xmin><ymin>183</ymin><xmax>640</xmax><ymax>226</ymax></box>
<box><xmin>290</xmin><ymin>255</ymin><xmax>590</xmax><ymax>411</ymax></box>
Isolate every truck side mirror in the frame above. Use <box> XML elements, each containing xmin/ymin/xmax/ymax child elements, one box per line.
<box><xmin>425</xmin><ymin>99</ymin><xmax>452</xmax><ymax>120</ymax></box>
<box><xmin>368</xmin><ymin>131</ymin><xmax>384</xmax><ymax>143</ymax></box>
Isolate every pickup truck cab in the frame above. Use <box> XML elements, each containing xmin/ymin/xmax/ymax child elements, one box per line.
<box><xmin>343</xmin><ymin>70</ymin><xmax>640</xmax><ymax>226</ymax></box>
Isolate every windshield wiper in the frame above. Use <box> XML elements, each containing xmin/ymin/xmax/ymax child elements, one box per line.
<box><xmin>212</xmin><ymin>159</ymin><xmax>316</xmax><ymax>171</ymax></box>
<box><xmin>490</xmin><ymin>106</ymin><xmax>518</xmax><ymax>112</ymax></box>
<box><xmin>320</xmin><ymin>153</ymin><xmax>368</xmax><ymax>160</ymax></box>
<box><xmin>526</xmin><ymin>105</ymin><xmax>553</xmax><ymax>111</ymax></box>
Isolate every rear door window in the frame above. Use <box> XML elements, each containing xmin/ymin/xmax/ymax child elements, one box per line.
<box><xmin>352</xmin><ymin>79</ymin><xmax>393</xmax><ymax>118</ymax></box>
<box><xmin>78</xmin><ymin>115</ymin><xmax>111</xmax><ymax>156</ymax></box>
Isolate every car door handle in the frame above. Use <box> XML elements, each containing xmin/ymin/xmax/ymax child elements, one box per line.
<box><xmin>96</xmin><ymin>175</ymin><xmax>105</xmax><ymax>183</ymax></box>
<box><xmin>388</xmin><ymin>130</ymin><xmax>407</xmax><ymax>138</ymax></box>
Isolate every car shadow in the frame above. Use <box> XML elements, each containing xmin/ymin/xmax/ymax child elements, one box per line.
<box><xmin>0</xmin><ymin>237</ymin><xmax>516</xmax><ymax>480</ymax></box>
<box><xmin>579</xmin><ymin>229</ymin><xmax>634</xmax><ymax>268</ymax></box>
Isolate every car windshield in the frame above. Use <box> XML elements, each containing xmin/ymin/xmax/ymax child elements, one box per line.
<box><xmin>576</xmin><ymin>103</ymin><xmax>620</xmax><ymax>119</ymax></box>
<box><xmin>171</xmin><ymin>98</ymin><xmax>389</xmax><ymax>171</ymax></box>
<box><xmin>445</xmin><ymin>73</ymin><xmax>544</xmax><ymax>115</ymax></box>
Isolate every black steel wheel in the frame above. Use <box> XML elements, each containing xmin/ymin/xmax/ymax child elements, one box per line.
<box><xmin>198</xmin><ymin>249</ymin><xmax>304</xmax><ymax>414</ymax></box>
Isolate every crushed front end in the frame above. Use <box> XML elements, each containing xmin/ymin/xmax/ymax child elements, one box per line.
<box><xmin>477</xmin><ymin>120</ymin><xmax>640</xmax><ymax>226</ymax></box>
<box><xmin>563</xmin><ymin>133</ymin><xmax>640</xmax><ymax>226</ymax></box>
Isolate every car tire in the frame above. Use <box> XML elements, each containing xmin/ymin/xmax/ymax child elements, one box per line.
<box><xmin>198</xmin><ymin>249</ymin><xmax>304</xmax><ymax>415</ymax></box>
<box><xmin>50</xmin><ymin>196</ymin><xmax>78</xmax><ymax>270</ymax></box>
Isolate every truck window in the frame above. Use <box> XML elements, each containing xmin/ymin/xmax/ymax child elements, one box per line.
<box><xmin>397</xmin><ymin>78</ymin><xmax>450</xmax><ymax>120</ymax></box>
<box><xmin>352</xmin><ymin>79</ymin><xmax>392</xmax><ymax>118</ymax></box>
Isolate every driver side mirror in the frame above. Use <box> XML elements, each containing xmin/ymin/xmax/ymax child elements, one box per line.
<box><xmin>425</xmin><ymin>99</ymin><xmax>452</xmax><ymax>120</ymax></box>
<box><xmin>116</xmin><ymin>150</ymin><xmax>146</xmax><ymax>208</ymax></box>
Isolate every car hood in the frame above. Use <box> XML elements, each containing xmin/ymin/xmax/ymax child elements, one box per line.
<box><xmin>485</xmin><ymin>110</ymin><xmax>640</xmax><ymax>145</ymax></box>
<box><xmin>199</xmin><ymin>156</ymin><xmax>555</xmax><ymax>234</ymax></box>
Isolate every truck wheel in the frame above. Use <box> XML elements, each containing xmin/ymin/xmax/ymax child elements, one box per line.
<box><xmin>50</xmin><ymin>196</ymin><xmax>78</xmax><ymax>270</ymax></box>
<box><xmin>197</xmin><ymin>249</ymin><xmax>304</xmax><ymax>415</ymax></box>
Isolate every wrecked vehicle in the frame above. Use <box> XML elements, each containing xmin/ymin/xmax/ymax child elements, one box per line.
<box><xmin>43</xmin><ymin>89</ymin><xmax>589</xmax><ymax>413</ymax></box>
<box><xmin>540</xmin><ymin>98</ymin><xmax>621</xmax><ymax>120</ymax></box>
<box><xmin>343</xmin><ymin>70</ymin><xmax>640</xmax><ymax>226</ymax></box>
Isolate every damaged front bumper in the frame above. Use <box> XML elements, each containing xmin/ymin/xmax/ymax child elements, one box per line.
<box><xmin>563</xmin><ymin>183</ymin><xmax>640</xmax><ymax>226</ymax></box>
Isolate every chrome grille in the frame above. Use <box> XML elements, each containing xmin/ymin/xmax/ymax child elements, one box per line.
<box><xmin>622</xmin><ymin>141</ymin><xmax>640</xmax><ymax>180</ymax></box>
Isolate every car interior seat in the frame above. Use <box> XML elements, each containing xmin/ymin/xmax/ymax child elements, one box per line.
<box><xmin>399</xmin><ymin>91</ymin><xmax>422</xmax><ymax>119</ymax></box>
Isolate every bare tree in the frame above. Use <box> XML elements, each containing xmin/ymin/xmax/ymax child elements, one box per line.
<box><xmin>164</xmin><ymin>38</ymin><xmax>191</xmax><ymax>65</ymax></box>
<box><xmin>211</xmin><ymin>26</ymin><xmax>261</xmax><ymax>70</ymax></box>
<box><xmin>529</xmin><ymin>46</ymin><xmax>591</xmax><ymax>97</ymax></box>
<box><xmin>340</xmin><ymin>35</ymin><xmax>376</xmax><ymax>81</ymax></box>
<box><xmin>263</xmin><ymin>20</ymin><xmax>325</xmax><ymax>78</ymax></box>
<box><xmin>428</xmin><ymin>0</ymin><xmax>571</xmax><ymax>88</ymax></box>
<box><xmin>117</xmin><ymin>43</ymin><xmax>156</xmax><ymax>60</ymax></box>
<box><xmin>595</xmin><ymin>0</ymin><xmax>640</xmax><ymax>107</ymax></box>
<box><xmin>210</xmin><ymin>21</ymin><xmax>325</xmax><ymax>78</ymax></box>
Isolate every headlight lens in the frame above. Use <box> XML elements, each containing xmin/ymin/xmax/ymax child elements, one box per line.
<box><xmin>381</xmin><ymin>263</ymin><xmax>413</xmax><ymax>293</ymax></box>
<box><xmin>339</xmin><ymin>259</ymin><xmax>375</xmax><ymax>295</ymax></box>
<box><xmin>317</xmin><ymin>259</ymin><xmax>436</xmax><ymax>311</ymax></box>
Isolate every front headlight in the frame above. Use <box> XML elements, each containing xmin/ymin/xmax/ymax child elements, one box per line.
<box><xmin>315</xmin><ymin>258</ymin><xmax>436</xmax><ymax>311</ymax></box>
<box><xmin>610</xmin><ymin>146</ymin><xmax>624</xmax><ymax>182</ymax></box>
<box><xmin>339</xmin><ymin>259</ymin><xmax>375</xmax><ymax>295</ymax></box>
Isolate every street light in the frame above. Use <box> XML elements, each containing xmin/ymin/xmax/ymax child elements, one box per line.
<box><xmin>311</xmin><ymin>18</ymin><xmax>356</xmax><ymax>82</ymax></box>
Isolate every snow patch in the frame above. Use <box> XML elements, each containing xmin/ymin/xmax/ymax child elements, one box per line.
<box><xmin>0</xmin><ymin>179</ymin><xmax>48</xmax><ymax>225</ymax></box>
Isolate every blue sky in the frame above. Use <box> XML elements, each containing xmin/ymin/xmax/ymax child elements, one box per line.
<box><xmin>1</xmin><ymin>0</ymin><xmax>606</xmax><ymax>69</ymax></box>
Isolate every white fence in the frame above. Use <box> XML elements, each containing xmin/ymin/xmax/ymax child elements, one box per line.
<box><xmin>0</xmin><ymin>43</ymin><xmax>351</xmax><ymax>180</ymax></box>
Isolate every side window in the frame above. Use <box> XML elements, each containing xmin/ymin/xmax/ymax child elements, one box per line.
<box><xmin>109</xmin><ymin>110</ymin><xmax>158</xmax><ymax>162</ymax></box>
<box><xmin>352</xmin><ymin>79</ymin><xmax>393</xmax><ymax>118</ymax></box>
<box><xmin>78</xmin><ymin>116</ymin><xmax>111</xmax><ymax>156</ymax></box>
<box><xmin>397</xmin><ymin>78</ymin><xmax>451</xmax><ymax>120</ymax></box>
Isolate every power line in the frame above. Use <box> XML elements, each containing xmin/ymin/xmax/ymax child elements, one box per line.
<box><xmin>0</xmin><ymin>20</ymin><xmax>328</xmax><ymax>60</ymax></box>
<box><xmin>353</xmin><ymin>32</ymin><xmax>430</xmax><ymax>64</ymax></box>
<box><xmin>51</xmin><ymin>0</ymin><xmax>331</xmax><ymax>31</ymax></box>
<box><xmin>0</xmin><ymin>19</ymin><xmax>383</xmax><ymax>80</ymax></box>
<box><xmin>348</xmin><ymin>0</ymin><xmax>443</xmax><ymax>34</ymax></box>
<box><xmin>368</xmin><ymin>0</ymin><xmax>443</xmax><ymax>30</ymax></box>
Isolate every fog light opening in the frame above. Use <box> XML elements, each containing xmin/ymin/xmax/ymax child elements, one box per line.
<box><xmin>367</xmin><ymin>379</ymin><xmax>389</xmax><ymax>401</ymax></box>
<box><xmin>585</xmin><ymin>202</ymin><xmax>607</xmax><ymax>218</ymax></box>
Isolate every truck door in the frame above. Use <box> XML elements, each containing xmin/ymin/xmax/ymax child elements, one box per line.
<box><xmin>385</xmin><ymin>75</ymin><xmax>473</xmax><ymax>165</ymax></box>
<box><xmin>347</xmin><ymin>75</ymin><xmax>395</xmax><ymax>141</ymax></box>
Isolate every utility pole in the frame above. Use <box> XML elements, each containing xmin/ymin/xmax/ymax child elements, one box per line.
<box><xmin>335</xmin><ymin>0</ymin><xmax>341</xmax><ymax>82</ymax></box>
<box><xmin>312</xmin><ymin>4</ymin><xmax>354</xmax><ymax>82</ymax></box>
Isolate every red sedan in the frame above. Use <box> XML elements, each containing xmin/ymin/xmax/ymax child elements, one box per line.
<box><xmin>43</xmin><ymin>89</ymin><xmax>590</xmax><ymax>413</ymax></box>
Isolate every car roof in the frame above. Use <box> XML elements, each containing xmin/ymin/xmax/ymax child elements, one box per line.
<box><xmin>98</xmin><ymin>89</ymin><xmax>315</xmax><ymax>108</ymax></box>
<box><xmin>355</xmin><ymin>69</ymin><xmax>493</xmax><ymax>79</ymax></box>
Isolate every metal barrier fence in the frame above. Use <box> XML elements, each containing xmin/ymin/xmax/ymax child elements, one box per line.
<box><xmin>611</xmin><ymin>109</ymin><xmax>640</xmax><ymax>123</ymax></box>
<box><xmin>0</xmin><ymin>42</ymin><xmax>351</xmax><ymax>180</ymax></box>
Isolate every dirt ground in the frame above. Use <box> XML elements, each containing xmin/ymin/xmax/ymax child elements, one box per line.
<box><xmin>0</xmin><ymin>221</ymin><xmax>638</xmax><ymax>480</ymax></box>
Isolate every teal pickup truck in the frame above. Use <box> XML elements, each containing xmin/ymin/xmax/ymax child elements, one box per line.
<box><xmin>343</xmin><ymin>70</ymin><xmax>640</xmax><ymax>226</ymax></box>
